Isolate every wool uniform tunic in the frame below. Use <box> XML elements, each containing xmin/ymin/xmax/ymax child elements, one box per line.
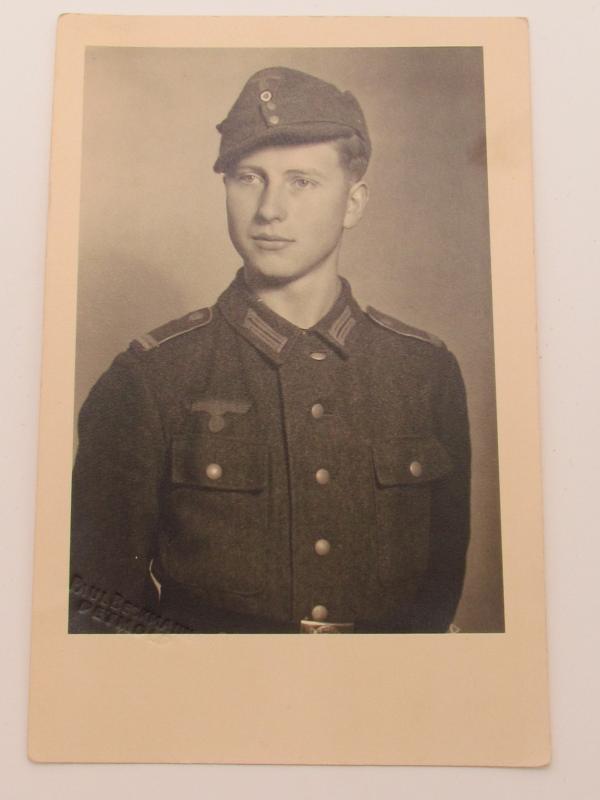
<box><xmin>69</xmin><ymin>270</ymin><xmax>471</xmax><ymax>633</ymax></box>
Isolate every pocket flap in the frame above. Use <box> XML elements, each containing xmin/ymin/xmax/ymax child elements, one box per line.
<box><xmin>171</xmin><ymin>435</ymin><xmax>267</xmax><ymax>491</ymax></box>
<box><xmin>372</xmin><ymin>436</ymin><xmax>452</xmax><ymax>486</ymax></box>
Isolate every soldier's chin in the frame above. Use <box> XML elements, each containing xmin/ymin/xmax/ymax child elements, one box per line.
<box><xmin>243</xmin><ymin>258</ymin><xmax>304</xmax><ymax>287</ymax></box>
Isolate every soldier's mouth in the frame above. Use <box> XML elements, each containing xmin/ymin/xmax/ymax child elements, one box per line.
<box><xmin>252</xmin><ymin>235</ymin><xmax>295</xmax><ymax>250</ymax></box>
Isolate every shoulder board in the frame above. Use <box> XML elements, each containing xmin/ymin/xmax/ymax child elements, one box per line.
<box><xmin>130</xmin><ymin>306</ymin><xmax>213</xmax><ymax>353</ymax></box>
<box><xmin>366</xmin><ymin>306</ymin><xmax>444</xmax><ymax>348</ymax></box>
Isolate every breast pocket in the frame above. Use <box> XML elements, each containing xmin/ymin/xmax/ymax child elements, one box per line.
<box><xmin>372</xmin><ymin>436</ymin><xmax>453</xmax><ymax>588</ymax></box>
<box><xmin>162</xmin><ymin>434</ymin><xmax>269</xmax><ymax>595</ymax></box>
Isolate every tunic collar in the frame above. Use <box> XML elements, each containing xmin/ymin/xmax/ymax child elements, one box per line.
<box><xmin>217</xmin><ymin>268</ymin><xmax>365</xmax><ymax>365</ymax></box>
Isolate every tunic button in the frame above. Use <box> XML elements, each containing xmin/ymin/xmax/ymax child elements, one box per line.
<box><xmin>206</xmin><ymin>463</ymin><xmax>223</xmax><ymax>480</ymax></box>
<box><xmin>409</xmin><ymin>460</ymin><xmax>423</xmax><ymax>478</ymax></box>
<box><xmin>310</xmin><ymin>351</ymin><xmax>327</xmax><ymax>361</ymax></box>
<box><xmin>314</xmin><ymin>538</ymin><xmax>331</xmax><ymax>556</ymax></box>
<box><xmin>315</xmin><ymin>468</ymin><xmax>330</xmax><ymax>485</ymax></box>
<box><xmin>311</xmin><ymin>403</ymin><xmax>325</xmax><ymax>419</ymax></box>
<box><xmin>260</xmin><ymin>90</ymin><xmax>272</xmax><ymax>102</ymax></box>
<box><xmin>268</xmin><ymin>115</ymin><xmax>280</xmax><ymax>125</ymax></box>
<box><xmin>311</xmin><ymin>605</ymin><xmax>328</xmax><ymax>622</ymax></box>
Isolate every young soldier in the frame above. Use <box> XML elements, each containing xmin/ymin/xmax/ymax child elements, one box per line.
<box><xmin>70</xmin><ymin>67</ymin><xmax>471</xmax><ymax>634</ymax></box>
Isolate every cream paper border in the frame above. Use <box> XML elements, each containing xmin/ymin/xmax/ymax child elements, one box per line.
<box><xmin>28</xmin><ymin>15</ymin><xmax>549</xmax><ymax>765</ymax></box>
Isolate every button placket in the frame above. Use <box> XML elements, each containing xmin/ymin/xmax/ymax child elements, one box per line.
<box><xmin>279</xmin><ymin>337</ymin><xmax>343</xmax><ymax>622</ymax></box>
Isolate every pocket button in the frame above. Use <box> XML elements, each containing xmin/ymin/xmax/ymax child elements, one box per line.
<box><xmin>409</xmin><ymin>460</ymin><xmax>423</xmax><ymax>478</ymax></box>
<box><xmin>206</xmin><ymin>463</ymin><xmax>223</xmax><ymax>480</ymax></box>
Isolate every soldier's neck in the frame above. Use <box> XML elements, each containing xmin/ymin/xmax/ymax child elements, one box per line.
<box><xmin>244</xmin><ymin>264</ymin><xmax>342</xmax><ymax>330</ymax></box>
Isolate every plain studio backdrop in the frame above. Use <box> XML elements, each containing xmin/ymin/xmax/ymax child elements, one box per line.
<box><xmin>76</xmin><ymin>46</ymin><xmax>502</xmax><ymax>633</ymax></box>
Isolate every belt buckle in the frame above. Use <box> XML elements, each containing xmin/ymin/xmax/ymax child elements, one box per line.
<box><xmin>300</xmin><ymin>619</ymin><xmax>355</xmax><ymax>634</ymax></box>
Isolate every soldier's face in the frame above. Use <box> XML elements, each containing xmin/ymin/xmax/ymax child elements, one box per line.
<box><xmin>224</xmin><ymin>141</ymin><xmax>367</xmax><ymax>283</ymax></box>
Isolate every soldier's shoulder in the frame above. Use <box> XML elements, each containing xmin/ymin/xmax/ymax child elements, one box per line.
<box><xmin>365</xmin><ymin>306</ymin><xmax>446</xmax><ymax>349</ymax></box>
<box><xmin>129</xmin><ymin>306</ymin><xmax>215</xmax><ymax>355</ymax></box>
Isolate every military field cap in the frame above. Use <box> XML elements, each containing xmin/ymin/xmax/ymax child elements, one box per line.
<box><xmin>213</xmin><ymin>66</ymin><xmax>371</xmax><ymax>173</ymax></box>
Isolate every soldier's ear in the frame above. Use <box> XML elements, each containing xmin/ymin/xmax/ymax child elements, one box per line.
<box><xmin>343</xmin><ymin>181</ymin><xmax>369</xmax><ymax>230</ymax></box>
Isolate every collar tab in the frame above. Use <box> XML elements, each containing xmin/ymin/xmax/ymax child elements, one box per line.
<box><xmin>217</xmin><ymin>270</ymin><xmax>364</xmax><ymax>363</ymax></box>
<box><xmin>243</xmin><ymin>308</ymin><xmax>288</xmax><ymax>354</ymax></box>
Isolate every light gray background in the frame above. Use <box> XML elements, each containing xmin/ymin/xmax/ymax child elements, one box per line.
<box><xmin>4</xmin><ymin>0</ymin><xmax>600</xmax><ymax>797</ymax></box>
<box><xmin>77</xmin><ymin>45</ymin><xmax>502</xmax><ymax>633</ymax></box>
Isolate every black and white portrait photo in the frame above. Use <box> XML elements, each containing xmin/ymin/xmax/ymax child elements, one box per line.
<box><xmin>68</xmin><ymin>46</ymin><xmax>503</xmax><ymax>635</ymax></box>
<box><xmin>26</xmin><ymin>15</ymin><xmax>555</xmax><ymax>769</ymax></box>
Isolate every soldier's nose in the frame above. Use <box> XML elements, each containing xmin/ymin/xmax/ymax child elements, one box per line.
<box><xmin>255</xmin><ymin>185</ymin><xmax>287</xmax><ymax>222</ymax></box>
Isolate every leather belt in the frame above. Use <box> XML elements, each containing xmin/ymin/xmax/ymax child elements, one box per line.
<box><xmin>300</xmin><ymin>619</ymin><xmax>355</xmax><ymax>634</ymax></box>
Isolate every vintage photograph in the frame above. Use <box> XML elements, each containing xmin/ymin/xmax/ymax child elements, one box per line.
<box><xmin>68</xmin><ymin>46</ymin><xmax>504</xmax><ymax>635</ymax></box>
<box><xmin>28</xmin><ymin>16</ymin><xmax>550</xmax><ymax>766</ymax></box>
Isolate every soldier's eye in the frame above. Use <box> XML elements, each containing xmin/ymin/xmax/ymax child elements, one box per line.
<box><xmin>237</xmin><ymin>173</ymin><xmax>260</xmax><ymax>185</ymax></box>
<box><xmin>291</xmin><ymin>177</ymin><xmax>314</xmax><ymax>189</ymax></box>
